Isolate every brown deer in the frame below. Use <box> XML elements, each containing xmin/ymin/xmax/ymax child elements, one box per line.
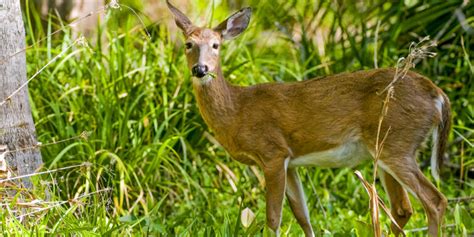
<box><xmin>167</xmin><ymin>1</ymin><xmax>451</xmax><ymax>236</ymax></box>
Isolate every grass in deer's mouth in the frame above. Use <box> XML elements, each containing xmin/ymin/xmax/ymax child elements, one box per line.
<box><xmin>208</xmin><ymin>72</ymin><xmax>217</xmax><ymax>78</ymax></box>
<box><xmin>3</xmin><ymin>0</ymin><xmax>472</xmax><ymax>236</ymax></box>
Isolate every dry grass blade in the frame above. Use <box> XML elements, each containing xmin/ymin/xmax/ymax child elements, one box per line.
<box><xmin>216</xmin><ymin>162</ymin><xmax>238</xmax><ymax>192</ymax></box>
<box><xmin>380</xmin><ymin>36</ymin><xmax>437</xmax><ymax>94</ymax></box>
<box><xmin>0</xmin><ymin>163</ymin><xmax>91</xmax><ymax>184</ymax></box>
<box><xmin>376</xmin><ymin>196</ymin><xmax>405</xmax><ymax>236</ymax></box>
<box><xmin>12</xmin><ymin>188</ymin><xmax>112</xmax><ymax>220</ymax></box>
<box><xmin>354</xmin><ymin>171</ymin><xmax>406</xmax><ymax>237</ymax></box>
<box><xmin>354</xmin><ymin>170</ymin><xmax>382</xmax><ymax>237</ymax></box>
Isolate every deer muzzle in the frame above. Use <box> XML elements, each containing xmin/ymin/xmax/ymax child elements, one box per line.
<box><xmin>192</xmin><ymin>64</ymin><xmax>209</xmax><ymax>78</ymax></box>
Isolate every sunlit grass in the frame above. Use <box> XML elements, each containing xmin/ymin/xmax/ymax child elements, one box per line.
<box><xmin>1</xmin><ymin>0</ymin><xmax>472</xmax><ymax>236</ymax></box>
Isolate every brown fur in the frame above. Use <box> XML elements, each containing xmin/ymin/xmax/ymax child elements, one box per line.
<box><xmin>197</xmin><ymin>68</ymin><xmax>442</xmax><ymax>163</ymax></box>
<box><xmin>167</xmin><ymin>2</ymin><xmax>451</xmax><ymax>236</ymax></box>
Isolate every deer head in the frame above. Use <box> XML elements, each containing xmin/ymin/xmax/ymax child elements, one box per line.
<box><xmin>167</xmin><ymin>1</ymin><xmax>251</xmax><ymax>81</ymax></box>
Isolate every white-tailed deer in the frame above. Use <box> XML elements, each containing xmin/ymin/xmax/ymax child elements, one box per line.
<box><xmin>167</xmin><ymin>1</ymin><xmax>451</xmax><ymax>236</ymax></box>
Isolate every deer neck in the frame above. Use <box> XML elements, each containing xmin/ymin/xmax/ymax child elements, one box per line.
<box><xmin>192</xmin><ymin>65</ymin><xmax>238</xmax><ymax>132</ymax></box>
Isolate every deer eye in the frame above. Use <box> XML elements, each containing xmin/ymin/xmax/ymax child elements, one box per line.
<box><xmin>185</xmin><ymin>42</ymin><xmax>193</xmax><ymax>49</ymax></box>
<box><xmin>212</xmin><ymin>43</ymin><xmax>219</xmax><ymax>49</ymax></box>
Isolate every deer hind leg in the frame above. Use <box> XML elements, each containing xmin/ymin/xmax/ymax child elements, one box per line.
<box><xmin>379</xmin><ymin>157</ymin><xmax>447</xmax><ymax>236</ymax></box>
<box><xmin>379</xmin><ymin>168</ymin><xmax>413</xmax><ymax>236</ymax></box>
<box><xmin>286</xmin><ymin>168</ymin><xmax>315</xmax><ymax>237</ymax></box>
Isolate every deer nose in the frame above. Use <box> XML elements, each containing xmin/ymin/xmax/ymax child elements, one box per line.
<box><xmin>192</xmin><ymin>64</ymin><xmax>209</xmax><ymax>78</ymax></box>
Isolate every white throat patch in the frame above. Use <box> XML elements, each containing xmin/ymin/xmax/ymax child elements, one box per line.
<box><xmin>193</xmin><ymin>74</ymin><xmax>214</xmax><ymax>85</ymax></box>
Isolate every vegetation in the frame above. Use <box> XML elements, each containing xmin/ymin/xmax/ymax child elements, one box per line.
<box><xmin>1</xmin><ymin>0</ymin><xmax>473</xmax><ymax>235</ymax></box>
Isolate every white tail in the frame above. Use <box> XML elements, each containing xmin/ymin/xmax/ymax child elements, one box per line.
<box><xmin>167</xmin><ymin>1</ymin><xmax>451</xmax><ymax>236</ymax></box>
<box><xmin>431</xmin><ymin>94</ymin><xmax>451</xmax><ymax>182</ymax></box>
<box><xmin>431</xmin><ymin>126</ymin><xmax>441</xmax><ymax>181</ymax></box>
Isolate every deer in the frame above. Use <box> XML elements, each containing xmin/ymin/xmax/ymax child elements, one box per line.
<box><xmin>166</xmin><ymin>1</ymin><xmax>451</xmax><ymax>236</ymax></box>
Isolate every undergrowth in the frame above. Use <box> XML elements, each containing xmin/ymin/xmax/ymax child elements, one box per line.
<box><xmin>0</xmin><ymin>0</ymin><xmax>472</xmax><ymax>236</ymax></box>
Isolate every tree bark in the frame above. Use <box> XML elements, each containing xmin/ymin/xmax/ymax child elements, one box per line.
<box><xmin>0</xmin><ymin>0</ymin><xmax>43</xmax><ymax>188</ymax></box>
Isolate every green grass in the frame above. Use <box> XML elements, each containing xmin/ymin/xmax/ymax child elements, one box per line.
<box><xmin>1</xmin><ymin>0</ymin><xmax>473</xmax><ymax>236</ymax></box>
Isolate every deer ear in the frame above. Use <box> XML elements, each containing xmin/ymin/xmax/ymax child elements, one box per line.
<box><xmin>167</xmin><ymin>0</ymin><xmax>194</xmax><ymax>34</ymax></box>
<box><xmin>214</xmin><ymin>7</ymin><xmax>252</xmax><ymax>40</ymax></box>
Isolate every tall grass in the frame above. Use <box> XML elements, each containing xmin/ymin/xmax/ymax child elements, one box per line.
<box><xmin>1</xmin><ymin>0</ymin><xmax>472</xmax><ymax>235</ymax></box>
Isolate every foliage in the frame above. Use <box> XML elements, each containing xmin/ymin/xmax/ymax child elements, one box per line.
<box><xmin>1</xmin><ymin>0</ymin><xmax>473</xmax><ymax>236</ymax></box>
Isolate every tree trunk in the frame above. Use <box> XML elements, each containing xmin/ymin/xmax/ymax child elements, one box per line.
<box><xmin>0</xmin><ymin>0</ymin><xmax>43</xmax><ymax>188</ymax></box>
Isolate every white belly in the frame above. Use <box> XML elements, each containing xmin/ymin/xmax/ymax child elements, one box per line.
<box><xmin>288</xmin><ymin>141</ymin><xmax>372</xmax><ymax>168</ymax></box>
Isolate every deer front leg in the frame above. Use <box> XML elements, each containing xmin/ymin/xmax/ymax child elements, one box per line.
<box><xmin>263</xmin><ymin>158</ymin><xmax>289</xmax><ymax>236</ymax></box>
<box><xmin>286</xmin><ymin>168</ymin><xmax>315</xmax><ymax>237</ymax></box>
